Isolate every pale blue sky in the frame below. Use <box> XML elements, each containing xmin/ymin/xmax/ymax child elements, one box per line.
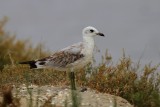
<box><xmin>0</xmin><ymin>0</ymin><xmax>160</xmax><ymax>65</ymax></box>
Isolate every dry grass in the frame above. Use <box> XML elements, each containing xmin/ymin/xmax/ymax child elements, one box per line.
<box><xmin>0</xmin><ymin>17</ymin><xmax>160</xmax><ymax>107</ymax></box>
<box><xmin>0</xmin><ymin>53</ymin><xmax>160</xmax><ymax>107</ymax></box>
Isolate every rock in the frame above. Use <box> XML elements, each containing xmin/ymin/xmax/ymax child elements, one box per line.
<box><xmin>0</xmin><ymin>84</ymin><xmax>133</xmax><ymax>107</ymax></box>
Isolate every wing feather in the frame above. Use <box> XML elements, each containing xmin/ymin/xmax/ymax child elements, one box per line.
<box><xmin>37</xmin><ymin>42</ymin><xmax>84</xmax><ymax>68</ymax></box>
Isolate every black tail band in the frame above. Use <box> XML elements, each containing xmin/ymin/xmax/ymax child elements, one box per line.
<box><xmin>19</xmin><ymin>60</ymin><xmax>37</xmax><ymax>69</ymax></box>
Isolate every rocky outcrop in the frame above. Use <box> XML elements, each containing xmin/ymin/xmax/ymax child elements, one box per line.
<box><xmin>0</xmin><ymin>84</ymin><xmax>133</xmax><ymax>107</ymax></box>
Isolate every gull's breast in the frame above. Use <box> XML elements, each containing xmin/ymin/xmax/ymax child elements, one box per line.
<box><xmin>66</xmin><ymin>54</ymin><xmax>93</xmax><ymax>70</ymax></box>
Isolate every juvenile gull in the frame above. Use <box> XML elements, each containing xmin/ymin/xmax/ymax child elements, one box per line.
<box><xmin>20</xmin><ymin>26</ymin><xmax>104</xmax><ymax>90</ymax></box>
<box><xmin>20</xmin><ymin>26</ymin><xmax>104</xmax><ymax>70</ymax></box>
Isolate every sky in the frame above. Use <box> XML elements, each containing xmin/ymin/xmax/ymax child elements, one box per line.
<box><xmin>0</xmin><ymin>0</ymin><xmax>160</xmax><ymax>65</ymax></box>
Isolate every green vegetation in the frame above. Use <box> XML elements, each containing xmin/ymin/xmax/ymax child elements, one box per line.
<box><xmin>0</xmin><ymin>17</ymin><xmax>160</xmax><ymax>107</ymax></box>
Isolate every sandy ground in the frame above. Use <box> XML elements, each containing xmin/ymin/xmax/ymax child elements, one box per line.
<box><xmin>0</xmin><ymin>84</ymin><xmax>133</xmax><ymax>107</ymax></box>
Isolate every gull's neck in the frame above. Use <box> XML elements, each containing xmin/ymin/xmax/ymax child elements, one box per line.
<box><xmin>82</xmin><ymin>35</ymin><xmax>95</xmax><ymax>54</ymax></box>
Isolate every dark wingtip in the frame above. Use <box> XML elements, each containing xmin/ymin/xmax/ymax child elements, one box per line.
<box><xmin>19</xmin><ymin>60</ymin><xmax>37</xmax><ymax>69</ymax></box>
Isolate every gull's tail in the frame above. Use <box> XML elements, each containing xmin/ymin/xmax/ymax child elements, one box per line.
<box><xmin>19</xmin><ymin>60</ymin><xmax>46</xmax><ymax>69</ymax></box>
<box><xmin>19</xmin><ymin>61</ymin><xmax>37</xmax><ymax>69</ymax></box>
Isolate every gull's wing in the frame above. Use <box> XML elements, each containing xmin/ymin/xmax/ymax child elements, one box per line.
<box><xmin>44</xmin><ymin>42</ymin><xmax>84</xmax><ymax>67</ymax></box>
<box><xmin>60</xmin><ymin>42</ymin><xmax>84</xmax><ymax>54</ymax></box>
<box><xmin>20</xmin><ymin>42</ymin><xmax>84</xmax><ymax>69</ymax></box>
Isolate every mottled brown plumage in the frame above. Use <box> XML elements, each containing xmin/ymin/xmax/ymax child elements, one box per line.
<box><xmin>40</xmin><ymin>51</ymin><xmax>84</xmax><ymax>68</ymax></box>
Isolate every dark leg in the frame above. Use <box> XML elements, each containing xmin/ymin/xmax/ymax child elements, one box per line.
<box><xmin>69</xmin><ymin>71</ymin><xmax>76</xmax><ymax>90</ymax></box>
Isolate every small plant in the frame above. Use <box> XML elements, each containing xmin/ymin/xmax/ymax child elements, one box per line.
<box><xmin>0</xmin><ymin>85</ymin><xmax>20</xmax><ymax>107</ymax></box>
<box><xmin>76</xmin><ymin>51</ymin><xmax>160</xmax><ymax>107</ymax></box>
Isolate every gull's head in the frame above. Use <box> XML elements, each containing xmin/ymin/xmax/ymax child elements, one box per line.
<box><xmin>82</xmin><ymin>26</ymin><xmax>105</xmax><ymax>37</ymax></box>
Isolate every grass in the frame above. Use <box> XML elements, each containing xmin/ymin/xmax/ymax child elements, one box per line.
<box><xmin>0</xmin><ymin>51</ymin><xmax>160</xmax><ymax>107</ymax></box>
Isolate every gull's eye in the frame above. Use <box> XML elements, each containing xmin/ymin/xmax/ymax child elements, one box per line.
<box><xmin>90</xmin><ymin>29</ymin><xmax>94</xmax><ymax>33</ymax></box>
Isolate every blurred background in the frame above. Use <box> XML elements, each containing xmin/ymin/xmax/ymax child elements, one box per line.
<box><xmin>0</xmin><ymin>0</ymin><xmax>160</xmax><ymax>65</ymax></box>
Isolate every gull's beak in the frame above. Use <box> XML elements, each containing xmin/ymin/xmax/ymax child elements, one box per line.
<box><xmin>96</xmin><ymin>32</ymin><xmax>105</xmax><ymax>37</ymax></box>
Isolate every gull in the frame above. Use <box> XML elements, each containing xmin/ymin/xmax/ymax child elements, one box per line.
<box><xmin>20</xmin><ymin>26</ymin><xmax>104</xmax><ymax>90</ymax></box>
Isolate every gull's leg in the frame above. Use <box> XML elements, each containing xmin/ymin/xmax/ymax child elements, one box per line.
<box><xmin>69</xmin><ymin>69</ymin><xmax>76</xmax><ymax>90</ymax></box>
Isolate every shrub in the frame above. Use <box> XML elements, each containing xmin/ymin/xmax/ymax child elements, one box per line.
<box><xmin>0</xmin><ymin>17</ymin><xmax>48</xmax><ymax>70</ymax></box>
<box><xmin>77</xmin><ymin>51</ymin><xmax>160</xmax><ymax>107</ymax></box>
